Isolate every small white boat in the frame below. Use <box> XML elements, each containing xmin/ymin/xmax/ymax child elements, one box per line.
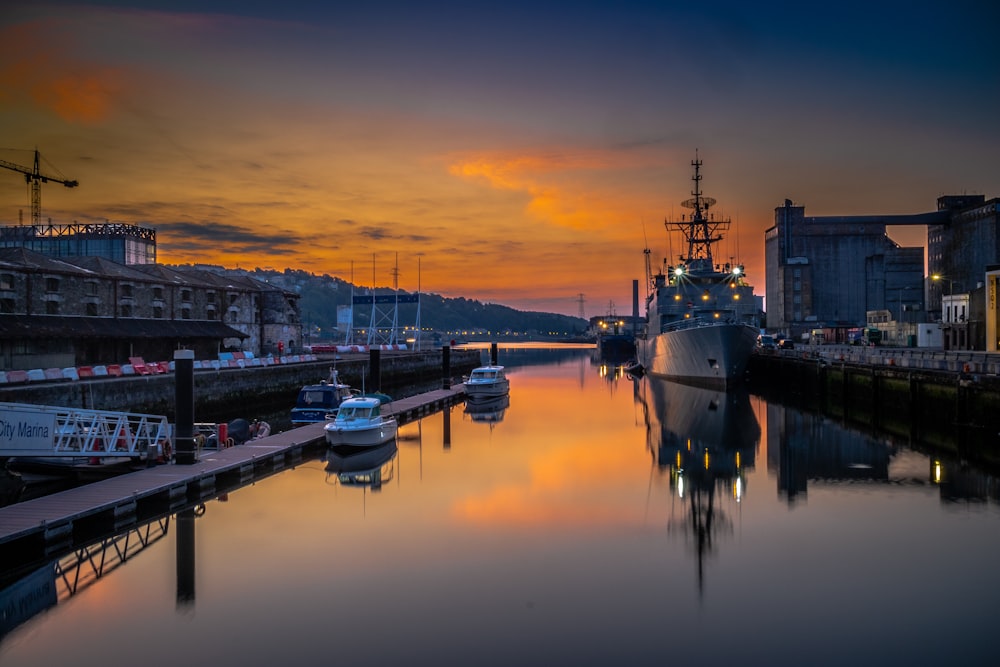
<box><xmin>323</xmin><ymin>396</ymin><xmax>397</xmax><ymax>448</ymax></box>
<box><xmin>463</xmin><ymin>364</ymin><xmax>510</xmax><ymax>399</ymax></box>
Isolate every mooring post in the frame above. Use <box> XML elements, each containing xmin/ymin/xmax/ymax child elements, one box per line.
<box><xmin>174</xmin><ymin>349</ymin><xmax>196</xmax><ymax>465</ymax></box>
<box><xmin>369</xmin><ymin>347</ymin><xmax>382</xmax><ymax>393</ymax></box>
<box><xmin>442</xmin><ymin>344</ymin><xmax>451</xmax><ymax>389</ymax></box>
<box><xmin>491</xmin><ymin>342</ymin><xmax>498</xmax><ymax>365</ymax></box>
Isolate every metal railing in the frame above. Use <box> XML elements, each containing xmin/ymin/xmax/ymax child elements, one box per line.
<box><xmin>0</xmin><ymin>402</ymin><xmax>171</xmax><ymax>458</ymax></box>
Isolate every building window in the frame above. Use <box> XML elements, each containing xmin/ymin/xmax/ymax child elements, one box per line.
<box><xmin>0</xmin><ymin>273</ymin><xmax>12</xmax><ymax>290</ymax></box>
<box><xmin>86</xmin><ymin>302</ymin><xmax>98</xmax><ymax>316</ymax></box>
<box><xmin>181</xmin><ymin>307</ymin><xmax>191</xmax><ymax>320</ymax></box>
<box><xmin>207</xmin><ymin>307</ymin><xmax>217</xmax><ymax>321</ymax></box>
<box><xmin>153</xmin><ymin>286</ymin><xmax>163</xmax><ymax>300</ymax></box>
<box><xmin>86</xmin><ymin>281</ymin><xmax>98</xmax><ymax>296</ymax></box>
<box><xmin>46</xmin><ymin>277</ymin><xmax>60</xmax><ymax>293</ymax></box>
<box><xmin>120</xmin><ymin>304</ymin><xmax>132</xmax><ymax>317</ymax></box>
<box><xmin>180</xmin><ymin>289</ymin><xmax>192</xmax><ymax>302</ymax></box>
<box><xmin>153</xmin><ymin>305</ymin><xmax>163</xmax><ymax>319</ymax></box>
<box><xmin>207</xmin><ymin>291</ymin><xmax>216</xmax><ymax>303</ymax></box>
<box><xmin>229</xmin><ymin>293</ymin><xmax>238</xmax><ymax>305</ymax></box>
<box><xmin>0</xmin><ymin>298</ymin><xmax>14</xmax><ymax>313</ymax></box>
<box><xmin>46</xmin><ymin>300</ymin><xmax>59</xmax><ymax>314</ymax></box>
<box><xmin>121</xmin><ymin>283</ymin><xmax>133</xmax><ymax>298</ymax></box>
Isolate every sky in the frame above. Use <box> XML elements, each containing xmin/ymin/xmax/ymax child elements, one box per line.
<box><xmin>1</xmin><ymin>1</ymin><xmax>998</xmax><ymax>318</ymax></box>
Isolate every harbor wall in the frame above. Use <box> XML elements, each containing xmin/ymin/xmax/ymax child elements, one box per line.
<box><xmin>748</xmin><ymin>350</ymin><xmax>1000</xmax><ymax>458</ymax></box>
<box><xmin>0</xmin><ymin>349</ymin><xmax>482</xmax><ymax>417</ymax></box>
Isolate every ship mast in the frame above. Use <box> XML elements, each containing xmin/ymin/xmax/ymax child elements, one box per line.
<box><xmin>667</xmin><ymin>153</ymin><xmax>729</xmax><ymax>267</ymax></box>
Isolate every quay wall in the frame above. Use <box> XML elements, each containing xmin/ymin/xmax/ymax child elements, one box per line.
<box><xmin>0</xmin><ymin>349</ymin><xmax>482</xmax><ymax>417</ymax></box>
<box><xmin>748</xmin><ymin>347</ymin><xmax>1000</xmax><ymax>458</ymax></box>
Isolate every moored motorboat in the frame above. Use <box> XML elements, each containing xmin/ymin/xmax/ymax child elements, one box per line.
<box><xmin>323</xmin><ymin>395</ymin><xmax>397</xmax><ymax>449</ymax></box>
<box><xmin>463</xmin><ymin>364</ymin><xmax>510</xmax><ymax>399</ymax></box>
<box><xmin>290</xmin><ymin>369</ymin><xmax>356</xmax><ymax>424</ymax></box>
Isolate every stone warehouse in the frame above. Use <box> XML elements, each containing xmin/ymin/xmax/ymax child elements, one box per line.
<box><xmin>0</xmin><ymin>247</ymin><xmax>302</xmax><ymax>370</ymax></box>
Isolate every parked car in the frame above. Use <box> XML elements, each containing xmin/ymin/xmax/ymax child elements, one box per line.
<box><xmin>778</xmin><ymin>338</ymin><xmax>795</xmax><ymax>350</ymax></box>
<box><xmin>756</xmin><ymin>334</ymin><xmax>777</xmax><ymax>350</ymax></box>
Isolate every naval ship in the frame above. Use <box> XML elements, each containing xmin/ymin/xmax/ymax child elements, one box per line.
<box><xmin>635</xmin><ymin>155</ymin><xmax>759</xmax><ymax>389</ymax></box>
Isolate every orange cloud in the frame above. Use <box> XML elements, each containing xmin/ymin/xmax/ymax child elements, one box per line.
<box><xmin>449</xmin><ymin>150</ymin><xmax>655</xmax><ymax>232</ymax></box>
<box><xmin>0</xmin><ymin>20</ymin><xmax>124</xmax><ymax>124</ymax></box>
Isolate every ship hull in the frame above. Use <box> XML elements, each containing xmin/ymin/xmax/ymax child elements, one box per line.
<box><xmin>637</xmin><ymin>322</ymin><xmax>758</xmax><ymax>389</ymax></box>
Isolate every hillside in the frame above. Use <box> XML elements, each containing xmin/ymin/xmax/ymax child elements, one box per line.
<box><xmin>189</xmin><ymin>266</ymin><xmax>590</xmax><ymax>341</ymax></box>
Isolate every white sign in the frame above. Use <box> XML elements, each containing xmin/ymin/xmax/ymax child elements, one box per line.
<box><xmin>337</xmin><ymin>305</ymin><xmax>353</xmax><ymax>332</ymax></box>
<box><xmin>0</xmin><ymin>407</ymin><xmax>56</xmax><ymax>453</ymax></box>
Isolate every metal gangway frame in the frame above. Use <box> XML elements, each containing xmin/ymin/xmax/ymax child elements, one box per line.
<box><xmin>0</xmin><ymin>402</ymin><xmax>172</xmax><ymax>459</ymax></box>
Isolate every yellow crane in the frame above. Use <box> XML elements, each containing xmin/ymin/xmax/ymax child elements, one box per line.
<box><xmin>0</xmin><ymin>148</ymin><xmax>78</xmax><ymax>226</ymax></box>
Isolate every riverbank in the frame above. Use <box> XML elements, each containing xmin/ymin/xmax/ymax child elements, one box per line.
<box><xmin>0</xmin><ymin>348</ymin><xmax>482</xmax><ymax>418</ymax></box>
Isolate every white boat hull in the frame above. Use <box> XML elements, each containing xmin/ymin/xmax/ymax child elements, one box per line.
<box><xmin>324</xmin><ymin>418</ymin><xmax>397</xmax><ymax>447</ymax></box>
<box><xmin>464</xmin><ymin>380</ymin><xmax>510</xmax><ymax>399</ymax></box>
<box><xmin>637</xmin><ymin>322</ymin><xmax>758</xmax><ymax>389</ymax></box>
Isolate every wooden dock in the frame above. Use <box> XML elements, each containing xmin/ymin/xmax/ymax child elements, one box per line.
<box><xmin>0</xmin><ymin>386</ymin><xmax>466</xmax><ymax>571</ymax></box>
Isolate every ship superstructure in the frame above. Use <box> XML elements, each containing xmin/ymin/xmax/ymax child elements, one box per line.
<box><xmin>636</xmin><ymin>155</ymin><xmax>758</xmax><ymax>388</ymax></box>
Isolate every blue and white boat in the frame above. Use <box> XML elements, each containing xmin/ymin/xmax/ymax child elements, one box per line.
<box><xmin>290</xmin><ymin>369</ymin><xmax>356</xmax><ymax>424</ymax></box>
<box><xmin>323</xmin><ymin>395</ymin><xmax>397</xmax><ymax>448</ymax></box>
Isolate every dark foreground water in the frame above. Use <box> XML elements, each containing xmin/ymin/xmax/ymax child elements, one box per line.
<box><xmin>2</xmin><ymin>344</ymin><xmax>997</xmax><ymax>667</ymax></box>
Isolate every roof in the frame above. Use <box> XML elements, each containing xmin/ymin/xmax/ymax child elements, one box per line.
<box><xmin>0</xmin><ymin>315</ymin><xmax>248</xmax><ymax>340</ymax></box>
<box><xmin>0</xmin><ymin>247</ymin><xmax>98</xmax><ymax>277</ymax></box>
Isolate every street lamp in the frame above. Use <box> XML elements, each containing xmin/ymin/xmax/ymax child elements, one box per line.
<box><xmin>931</xmin><ymin>274</ymin><xmax>955</xmax><ymax>322</ymax></box>
<box><xmin>931</xmin><ymin>274</ymin><xmax>954</xmax><ymax>296</ymax></box>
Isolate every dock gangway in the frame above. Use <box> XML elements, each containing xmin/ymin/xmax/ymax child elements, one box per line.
<box><xmin>0</xmin><ymin>402</ymin><xmax>171</xmax><ymax>459</ymax></box>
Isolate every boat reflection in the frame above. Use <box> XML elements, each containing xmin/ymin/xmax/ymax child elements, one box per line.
<box><xmin>463</xmin><ymin>395</ymin><xmax>510</xmax><ymax>425</ymax></box>
<box><xmin>324</xmin><ymin>440</ymin><xmax>398</xmax><ymax>490</ymax></box>
<box><xmin>640</xmin><ymin>378</ymin><xmax>760</xmax><ymax>594</ymax></box>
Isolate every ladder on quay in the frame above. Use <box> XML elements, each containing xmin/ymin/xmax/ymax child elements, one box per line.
<box><xmin>0</xmin><ymin>402</ymin><xmax>171</xmax><ymax>459</ymax></box>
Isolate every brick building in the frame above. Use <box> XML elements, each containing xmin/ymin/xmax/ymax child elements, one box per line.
<box><xmin>0</xmin><ymin>248</ymin><xmax>301</xmax><ymax>370</ymax></box>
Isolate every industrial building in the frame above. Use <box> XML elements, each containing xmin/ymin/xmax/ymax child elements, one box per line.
<box><xmin>765</xmin><ymin>194</ymin><xmax>1000</xmax><ymax>350</ymax></box>
<box><xmin>0</xmin><ymin>222</ymin><xmax>302</xmax><ymax>370</ymax></box>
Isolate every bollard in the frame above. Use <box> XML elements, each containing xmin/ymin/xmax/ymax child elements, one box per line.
<box><xmin>490</xmin><ymin>342</ymin><xmax>498</xmax><ymax>366</ymax></box>
<box><xmin>174</xmin><ymin>349</ymin><xmax>196</xmax><ymax>465</ymax></box>
<box><xmin>442</xmin><ymin>345</ymin><xmax>451</xmax><ymax>389</ymax></box>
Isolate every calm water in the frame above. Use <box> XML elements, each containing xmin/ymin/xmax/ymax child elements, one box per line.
<box><xmin>2</xmin><ymin>344</ymin><xmax>998</xmax><ymax>667</ymax></box>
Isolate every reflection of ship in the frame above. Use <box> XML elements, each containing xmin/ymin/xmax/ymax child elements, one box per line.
<box><xmin>463</xmin><ymin>394</ymin><xmax>509</xmax><ymax>425</ymax></box>
<box><xmin>325</xmin><ymin>440</ymin><xmax>397</xmax><ymax>490</ymax></box>
<box><xmin>641</xmin><ymin>377</ymin><xmax>760</xmax><ymax>593</ymax></box>
<box><xmin>635</xmin><ymin>155</ymin><xmax>758</xmax><ymax>389</ymax></box>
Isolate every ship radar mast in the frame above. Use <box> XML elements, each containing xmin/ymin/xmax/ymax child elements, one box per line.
<box><xmin>666</xmin><ymin>152</ymin><xmax>730</xmax><ymax>269</ymax></box>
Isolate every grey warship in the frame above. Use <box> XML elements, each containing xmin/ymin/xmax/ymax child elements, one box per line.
<box><xmin>635</xmin><ymin>155</ymin><xmax>759</xmax><ymax>389</ymax></box>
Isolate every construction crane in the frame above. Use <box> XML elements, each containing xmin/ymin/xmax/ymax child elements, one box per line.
<box><xmin>0</xmin><ymin>148</ymin><xmax>78</xmax><ymax>226</ymax></box>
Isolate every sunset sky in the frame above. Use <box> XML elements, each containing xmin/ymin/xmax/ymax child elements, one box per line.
<box><xmin>1</xmin><ymin>1</ymin><xmax>998</xmax><ymax>317</ymax></box>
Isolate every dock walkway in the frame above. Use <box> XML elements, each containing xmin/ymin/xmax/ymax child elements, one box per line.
<box><xmin>0</xmin><ymin>386</ymin><xmax>466</xmax><ymax>567</ymax></box>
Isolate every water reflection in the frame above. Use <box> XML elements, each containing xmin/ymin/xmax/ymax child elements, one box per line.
<box><xmin>639</xmin><ymin>378</ymin><xmax>760</xmax><ymax>593</ymax></box>
<box><xmin>324</xmin><ymin>440</ymin><xmax>398</xmax><ymax>490</ymax></box>
<box><xmin>463</xmin><ymin>395</ymin><xmax>510</xmax><ymax>425</ymax></box>
<box><xmin>1</xmin><ymin>516</ymin><xmax>172</xmax><ymax>640</ymax></box>
<box><xmin>764</xmin><ymin>401</ymin><xmax>1000</xmax><ymax>506</ymax></box>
